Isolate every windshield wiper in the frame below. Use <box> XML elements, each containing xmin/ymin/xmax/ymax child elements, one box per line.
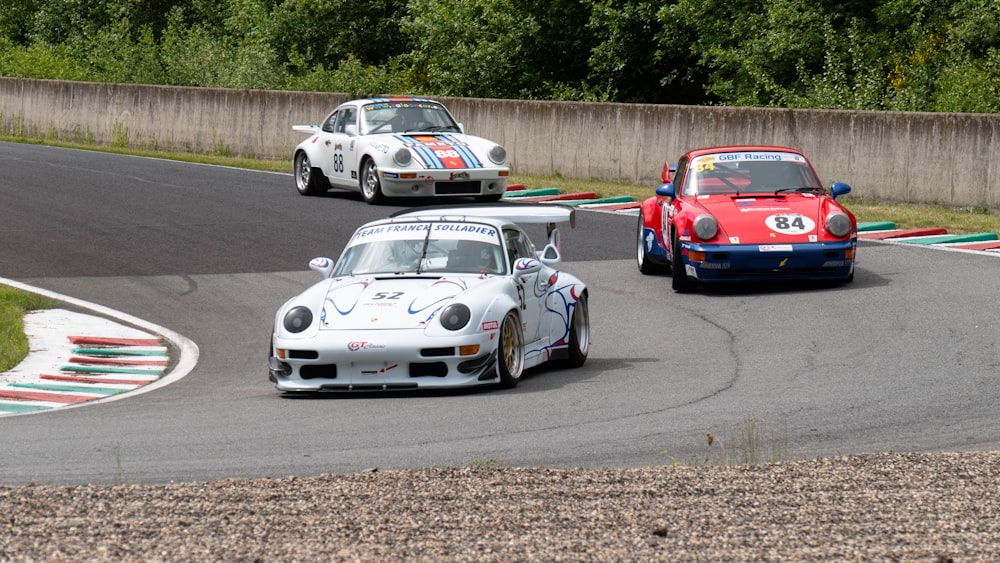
<box><xmin>774</xmin><ymin>186</ymin><xmax>822</xmax><ymax>194</ymax></box>
<box><xmin>415</xmin><ymin>226</ymin><xmax>432</xmax><ymax>274</ymax></box>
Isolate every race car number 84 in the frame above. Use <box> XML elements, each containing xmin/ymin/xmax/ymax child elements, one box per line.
<box><xmin>765</xmin><ymin>214</ymin><xmax>815</xmax><ymax>235</ymax></box>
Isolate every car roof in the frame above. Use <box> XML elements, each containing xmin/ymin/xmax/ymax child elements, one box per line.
<box><xmin>684</xmin><ymin>145</ymin><xmax>806</xmax><ymax>159</ymax></box>
<box><xmin>344</xmin><ymin>97</ymin><xmax>442</xmax><ymax>107</ymax></box>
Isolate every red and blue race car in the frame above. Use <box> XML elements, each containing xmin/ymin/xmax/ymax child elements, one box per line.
<box><xmin>636</xmin><ymin>146</ymin><xmax>857</xmax><ymax>291</ymax></box>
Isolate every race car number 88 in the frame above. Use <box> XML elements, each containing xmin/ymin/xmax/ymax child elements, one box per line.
<box><xmin>435</xmin><ymin>149</ymin><xmax>461</xmax><ymax>159</ymax></box>
<box><xmin>765</xmin><ymin>214</ymin><xmax>815</xmax><ymax>235</ymax></box>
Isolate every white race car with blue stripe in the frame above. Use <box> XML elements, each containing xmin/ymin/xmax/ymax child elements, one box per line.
<box><xmin>292</xmin><ymin>98</ymin><xmax>510</xmax><ymax>204</ymax></box>
<box><xmin>268</xmin><ymin>205</ymin><xmax>590</xmax><ymax>392</ymax></box>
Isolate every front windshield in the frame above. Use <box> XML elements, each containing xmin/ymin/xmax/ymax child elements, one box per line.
<box><xmin>684</xmin><ymin>152</ymin><xmax>821</xmax><ymax>196</ymax></box>
<box><xmin>360</xmin><ymin>101</ymin><xmax>461</xmax><ymax>135</ymax></box>
<box><xmin>333</xmin><ymin>221</ymin><xmax>505</xmax><ymax>276</ymax></box>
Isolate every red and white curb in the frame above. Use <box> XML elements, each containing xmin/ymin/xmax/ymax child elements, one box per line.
<box><xmin>0</xmin><ymin>278</ymin><xmax>199</xmax><ymax>417</ymax></box>
<box><xmin>0</xmin><ymin>310</ymin><xmax>166</xmax><ymax>414</ymax></box>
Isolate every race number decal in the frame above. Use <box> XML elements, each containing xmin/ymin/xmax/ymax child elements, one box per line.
<box><xmin>765</xmin><ymin>213</ymin><xmax>815</xmax><ymax>235</ymax></box>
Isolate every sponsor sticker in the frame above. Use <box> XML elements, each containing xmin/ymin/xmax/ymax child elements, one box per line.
<box><xmin>348</xmin><ymin>341</ymin><xmax>387</xmax><ymax>351</ymax></box>
<box><xmin>759</xmin><ymin>244</ymin><xmax>793</xmax><ymax>252</ymax></box>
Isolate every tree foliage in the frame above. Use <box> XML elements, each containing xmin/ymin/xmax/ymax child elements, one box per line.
<box><xmin>0</xmin><ymin>0</ymin><xmax>997</xmax><ymax>112</ymax></box>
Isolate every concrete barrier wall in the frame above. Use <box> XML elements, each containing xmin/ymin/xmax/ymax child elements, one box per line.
<box><xmin>2</xmin><ymin>77</ymin><xmax>997</xmax><ymax>210</ymax></box>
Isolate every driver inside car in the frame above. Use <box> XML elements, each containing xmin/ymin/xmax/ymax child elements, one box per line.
<box><xmin>447</xmin><ymin>240</ymin><xmax>499</xmax><ymax>273</ymax></box>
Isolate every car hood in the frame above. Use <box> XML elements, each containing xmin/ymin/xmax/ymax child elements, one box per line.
<box><xmin>387</xmin><ymin>133</ymin><xmax>495</xmax><ymax>170</ymax></box>
<box><xmin>696</xmin><ymin>193</ymin><xmax>827</xmax><ymax>243</ymax></box>
<box><xmin>318</xmin><ymin>275</ymin><xmax>492</xmax><ymax>330</ymax></box>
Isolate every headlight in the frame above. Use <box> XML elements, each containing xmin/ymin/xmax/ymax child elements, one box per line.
<box><xmin>283</xmin><ymin>306</ymin><xmax>313</xmax><ymax>333</ymax></box>
<box><xmin>826</xmin><ymin>211</ymin><xmax>851</xmax><ymax>238</ymax></box>
<box><xmin>488</xmin><ymin>145</ymin><xmax>507</xmax><ymax>165</ymax></box>
<box><xmin>440</xmin><ymin>304</ymin><xmax>471</xmax><ymax>331</ymax></box>
<box><xmin>693</xmin><ymin>214</ymin><xmax>718</xmax><ymax>240</ymax></box>
<box><xmin>393</xmin><ymin>147</ymin><xmax>412</xmax><ymax>166</ymax></box>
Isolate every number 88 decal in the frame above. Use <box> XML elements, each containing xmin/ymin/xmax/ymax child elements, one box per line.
<box><xmin>765</xmin><ymin>213</ymin><xmax>815</xmax><ymax>235</ymax></box>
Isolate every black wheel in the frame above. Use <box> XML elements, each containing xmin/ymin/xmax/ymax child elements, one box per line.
<box><xmin>497</xmin><ymin>311</ymin><xmax>525</xmax><ymax>388</ymax></box>
<box><xmin>637</xmin><ymin>214</ymin><xmax>668</xmax><ymax>275</ymax></box>
<box><xmin>360</xmin><ymin>157</ymin><xmax>385</xmax><ymax>204</ymax></box>
<box><xmin>565</xmin><ymin>291</ymin><xmax>590</xmax><ymax>368</ymax></box>
<box><xmin>294</xmin><ymin>151</ymin><xmax>330</xmax><ymax>196</ymax></box>
<box><xmin>671</xmin><ymin>234</ymin><xmax>696</xmax><ymax>292</ymax></box>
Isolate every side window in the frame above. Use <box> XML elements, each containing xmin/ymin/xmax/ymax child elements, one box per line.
<box><xmin>336</xmin><ymin>108</ymin><xmax>356</xmax><ymax>134</ymax></box>
<box><xmin>673</xmin><ymin>156</ymin><xmax>692</xmax><ymax>196</ymax></box>
<box><xmin>504</xmin><ymin>229</ymin><xmax>533</xmax><ymax>269</ymax></box>
<box><xmin>322</xmin><ymin>110</ymin><xmax>338</xmax><ymax>133</ymax></box>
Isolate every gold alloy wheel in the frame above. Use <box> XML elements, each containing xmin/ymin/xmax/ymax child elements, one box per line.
<box><xmin>498</xmin><ymin>311</ymin><xmax>524</xmax><ymax>386</ymax></box>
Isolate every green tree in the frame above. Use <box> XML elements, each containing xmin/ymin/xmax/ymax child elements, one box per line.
<box><xmin>586</xmin><ymin>0</ymin><xmax>675</xmax><ymax>103</ymax></box>
<box><xmin>400</xmin><ymin>0</ymin><xmax>541</xmax><ymax>97</ymax></box>
<box><xmin>268</xmin><ymin>0</ymin><xmax>409</xmax><ymax>74</ymax></box>
<box><xmin>0</xmin><ymin>0</ymin><xmax>36</xmax><ymax>44</ymax></box>
<box><xmin>400</xmin><ymin>0</ymin><xmax>598</xmax><ymax>99</ymax></box>
<box><xmin>880</xmin><ymin>0</ymin><xmax>1000</xmax><ymax>112</ymax></box>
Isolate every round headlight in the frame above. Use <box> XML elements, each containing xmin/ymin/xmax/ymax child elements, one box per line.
<box><xmin>440</xmin><ymin>303</ymin><xmax>471</xmax><ymax>331</ymax></box>
<box><xmin>488</xmin><ymin>145</ymin><xmax>507</xmax><ymax>165</ymax></box>
<box><xmin>826</xmin><ymin>211</ymin><xmax>851</xmax><ymax>238</ymax></box>
<box><xmin>693</xmin><ymin>214</ymin><xmax>718</xmax><ymax>240</ymax></box>
<box><xmin>283</xmin><ymin>306</ymin><xmax>313</xmax><ymax>333</ymax></box>
<box><xmin>392</xmin><ymin>147</ymin><xmax>412</xmax><ymax>166</ymax></box>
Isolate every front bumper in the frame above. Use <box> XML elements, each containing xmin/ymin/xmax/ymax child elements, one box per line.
<box><xmin>379</xmin><ymin>168</ymin><xmax>509</xmax><ymax>198</ymax></box>
<box><xmin>269</xmin><ymin>328</ymin><xmax>500</xmax><ymax>392</ymax></box>
<box><xmin>678</xmin><ymin>240</ymin><xmax>856</xmax><ymax>282</ymax></box>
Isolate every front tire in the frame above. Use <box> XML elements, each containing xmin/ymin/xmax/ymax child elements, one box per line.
<box><xmin>671</xmin><ymin>235</ymin><xmax>696</xmax><ymax>292</ymax></box>
<box><xmin>637</xmin><ymin>214</ymin><xmax>668</xmax><ymax>275</ymax></box>
<box><xmin>294</xmin><ymin>151</ymin><xmax>330</xmax><ymax>196</ymax></box>
<box><xmin>565</xmin><ymin>291</ymin><xmax>590</xmax><ymax>368</ymax></box>
<box><xmin>497</xmin><ymin>311</ymin><xmax>525</xmax><ymax>388</ymax></box>
<box><xmin>360</xmin><ymin>157</ymin><xmax>385</xmax><ymax>204</ymax></box>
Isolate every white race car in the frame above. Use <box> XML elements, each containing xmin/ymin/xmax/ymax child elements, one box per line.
<box><xmin>268</xmin><ymin>204</ymin><xmax>590</xmax><ymax>392</ymax></box>
<box><xmin>292</xmin><ymin>97</ymin><xmax>510</xmax><ymax>204</ymax></box>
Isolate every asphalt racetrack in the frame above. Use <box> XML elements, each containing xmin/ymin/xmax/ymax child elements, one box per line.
<box><xmin>2</xmin><ymin>141</ymin><xmax>998</xmax><ymax>486</ymax></box>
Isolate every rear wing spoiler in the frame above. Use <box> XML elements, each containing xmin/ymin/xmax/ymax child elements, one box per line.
<box><xmin>391</xmin><ymin>203</ymin><xmax>576</xmax><ymax>229</ymax></box>
<box><xmin>393</xmin><ymin>204</ymin><xmax>575</xmax><ymax>253</ymax></box>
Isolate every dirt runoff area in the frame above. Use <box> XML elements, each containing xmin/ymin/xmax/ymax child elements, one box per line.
<box><xmin>1</xmin><ymin>451</ymin><xmax>997</xmax><ymax>561</ymax></box>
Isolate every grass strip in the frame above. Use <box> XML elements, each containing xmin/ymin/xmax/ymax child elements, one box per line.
<box><xmin>0</xmin><ymin>287</ymin><xmax>57</xmax><ymax>373</ymax></box>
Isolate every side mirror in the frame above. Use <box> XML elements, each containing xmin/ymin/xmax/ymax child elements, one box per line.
<box><xmin>456</xmin><ymin>122</ymin><xmax>465</xmax><ymax>134</ymax></box>
<box><xmin>830</xmin><ymin>182</ymin><xmax>852</xmax><ymax>199</ymax></box>
<box><xmin>345</xmin><ymin>124</ymin><xmax>357</xmax><ymax>136</ymax></box>
<box><xmin>309</xmin><ymin>257</ymin><xmax>335</xmax><ymax>278</ymax></box>
<box><xmin>655</xmin><ymin>182</ymin><xmax>676</xmax><ymax>199</ymax></box>
<box><xmin>513</xmin><ymin>257</ymin><xmax>542</xmax><ymax>276</ymax></box>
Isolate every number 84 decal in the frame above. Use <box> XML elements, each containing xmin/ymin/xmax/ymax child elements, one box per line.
<box><xmin>765</xmin><ymin>213</ymin><xmax>815</xmax><ymax>235</ymax></box>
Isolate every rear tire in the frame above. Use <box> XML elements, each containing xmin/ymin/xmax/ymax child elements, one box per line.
<box><xmin>294</xmin><ymin>151</ymin><xmax>330</xmax><ymax>196</ymax></box>
<box><xmin>637</xmin><ymin>214</ymin><xmax>668</xmax><ymax>275</ymax></box>
<box><xmin>497</xmin><ymin>311</ymin><xmax>525</xmax><ymax>388</ymax></box>
<box><xmin>565</xmin><ymin>291</ymin><xmax>590</xmax><ymax>368</ymax></box>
